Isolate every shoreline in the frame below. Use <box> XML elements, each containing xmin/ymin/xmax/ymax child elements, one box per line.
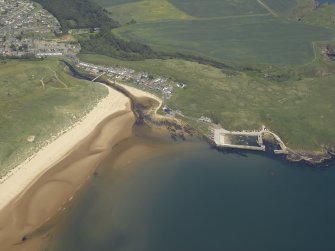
<box><xmin>109</xmin><ymin>80</ymin><xmax>335</xmax><ymax>165</ymax></box>
<box><xmin>0</xmin><ymin>84</ymin><xmax>109</xmax><ymax>185</ymax></box>
<box><xmin>0</xmin><ymin>68</ymin><xmax>332</xmax><ymax>250</ymax></box>
<box><xmin>68</xmin><ymin>59</ymin><xmax>335</xmax><ymax>166</ymax></box>
<box><xmin>0</xmin><ymin>86</ymin><xmax>126</xmax><ymax>210</ymax></box>
<box><xmin>0</xmin><ymin>85</ymin><xmax>137</xmax><ymax>251</ymax></box>
<box><xmin>210</xmin><ymin>127</ymin><xmax>335</xmax><ymax>166</ymax></box>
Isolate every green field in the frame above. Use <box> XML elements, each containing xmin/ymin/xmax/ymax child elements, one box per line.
<box><xmin>93</xmin><ymin>0</ymin><xmax>191</xmax><ymax>25</ymax></box>
<box><xmin>105</xmin><ymin>0</ymin><xmax>334</xmax><ymax>65</ymax></box>
<box><xmin>0</xmin><ymin>59</ymin><xmax>108</xmax><ymax>176</ymax></box>
<box><xmin>300</xmin><ymin>3</ymin><xmax>335</xmax><ymax>28</ymax></box>
<box><xmin>168</xmin><ymin>0</ymin><xmax>267</xmax><ymax>17</ymax></box>
<box><xmin>262</xmin><ymin>0</ymin><xmax>298</xmax><ymax>15</ymax></box>
<box><xmin>80</xmin><ymin>53</ymin><xmax>335</xmax><ymax>151</ymax></box>
<box><xmin>93</xmin><ymin>0</ymin><xmax>136</xmax><ymax>7</ymax></box>
<box><xmin>114</xmin><ymin>16</ymin><xmax>333</xmax><ymax>65</ymax></box>
<box><xmin>105</xmin><ymin>0</ymin><xmax>192</xmax><ymax>24</ymax></box>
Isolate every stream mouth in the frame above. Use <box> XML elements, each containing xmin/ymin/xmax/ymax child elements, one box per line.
<box><xmin>61</xmin><ymin>59</ymin><xmax>335</xmax><ymax>166</ymax></box>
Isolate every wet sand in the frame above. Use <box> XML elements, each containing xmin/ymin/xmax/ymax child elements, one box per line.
<box><xmin>0</xmin><ymin>86</ymin><xmax>136</xmax><ymax>251</ymax></box>
<box><xmin>117</xmin><ymin>83</ymin><xmax>162</xmax><ymax>107</ymax></box>
<box><xmin>116</xmin><ymin>83</ymin><xmax>165</xmax><ymax>119</ymax></box>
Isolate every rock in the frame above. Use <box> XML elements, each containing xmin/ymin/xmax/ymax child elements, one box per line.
<box><xmin>26</xmin><ymin>135</ymin><xmax>36</xmax><ymax>143</ymax></box>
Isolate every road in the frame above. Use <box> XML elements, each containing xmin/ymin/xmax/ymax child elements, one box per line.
<box><xmin>257</xmin><ymin>0</ymin><xmax>279</xmax><ymax>17</ymax></box>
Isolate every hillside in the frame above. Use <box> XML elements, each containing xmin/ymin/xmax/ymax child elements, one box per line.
<box><xmin>32</xmin><ymin>0</ymin><xmax>119</xmax><ymax>32</ymax></box>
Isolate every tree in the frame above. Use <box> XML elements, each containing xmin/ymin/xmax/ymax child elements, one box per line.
<box><xmin>10</xmin><ymin>44</ymin><xmax>16</xmax><ymax>51</ymax></box>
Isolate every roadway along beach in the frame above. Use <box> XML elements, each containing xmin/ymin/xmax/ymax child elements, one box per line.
<box><xmin>0</xmin><ymin>85</ymin><xmax>139</xmax><ymax>251</ymax></box>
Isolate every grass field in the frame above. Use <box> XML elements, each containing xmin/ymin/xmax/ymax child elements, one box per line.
<box><xmin>0</xmin><ymin>59</ymin><xmax>108</xmax><ymax>176</ymax></box>
<box><xmin>106</xmin><ymin>0</ymin><xmax>192</xmax><ymax>24</ymax></box>
<box><xmin>168</xmin><ymin>0</ymin><xmax>267</xmax><ymax>17</ymax></box>
<box><xmin>93</xmin><ymin>0</ymin><xmax>136</xmax><ymax>7</ymax></box>
<box><xmin>79</xmin><ymin>54</ymin><xmax>335</xmax><ymax>151</ymax></box>
<box><xmin>97</xmin><ymin>0</ymin><xmax>335</xmax><ymax>65</ymax></box>
<box><xmin>287</xmin><ymin>0</ymin><xmax>335</xmax><ymax>28</ymax></box>
<box><xmin>114</xmin><ymin>16</ymin><xmax>333</xmax><ymax>65</ymax></box>
<box><xmin>262</xmin><ymin>0</ymin><xmax>298</xmax><ymax>15</ymax></box>
<box><xmin>300</xmin><ymin>3</ymin><xmax>335</xmax><ymax>28</ymax></box>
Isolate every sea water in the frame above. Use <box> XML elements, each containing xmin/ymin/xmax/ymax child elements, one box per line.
<box><xmin>48</xmin><ymin>129</ymin><xmax>335</xmax><ymax>251</ymax></box>
<box><xmin>318</xmin><ymin>0</ymin><xmax>335</xmax><ymax>4</ymax></box>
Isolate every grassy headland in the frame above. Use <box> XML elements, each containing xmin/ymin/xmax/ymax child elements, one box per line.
<box><xmin>74</xmin><ymin>0</ymin><xmax>335</xmax><ymax>153</ymax></box>
<box><xmin>79</xmin><ymin>53</ymin><xmax>335</xmax><ymax>151</ymax></box>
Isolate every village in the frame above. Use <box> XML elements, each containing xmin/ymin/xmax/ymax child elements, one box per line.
<box><xmin>0</xmin><ymin>0</ymin><xmax>80</xmax><ymax>57</ymax></box>
<box><xmin>76</xmin><ymin>60</ymin><xmax>184</xmax><ymax>103</ymax></box>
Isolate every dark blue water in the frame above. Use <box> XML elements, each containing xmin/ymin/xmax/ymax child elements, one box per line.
<box><xmin>49</xmin><ymin>139</ymin><xmax>335</xmax><ymax>251</ymax></box>
<box><xmin>318</xmin><ymin>0</ymin><xmax>335</xmax><ymax>4</ymax></box>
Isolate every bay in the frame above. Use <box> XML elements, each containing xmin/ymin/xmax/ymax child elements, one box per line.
<box><xmin>48</xmin><ymin>126</ymin><xmax>335</xmax><ymax>251</ymax></box>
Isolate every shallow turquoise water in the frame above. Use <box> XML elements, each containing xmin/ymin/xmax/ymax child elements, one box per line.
<box><xmin>49</xmin><ymin>138</ymin><xmax>335</xmax><ymax>251</ymax></box>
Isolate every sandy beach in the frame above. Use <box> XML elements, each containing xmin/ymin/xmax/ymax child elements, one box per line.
<box><xmin>0</xmin><ymin>85</ymin><xmax>136</xmax><ymax>251</ymax></box>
